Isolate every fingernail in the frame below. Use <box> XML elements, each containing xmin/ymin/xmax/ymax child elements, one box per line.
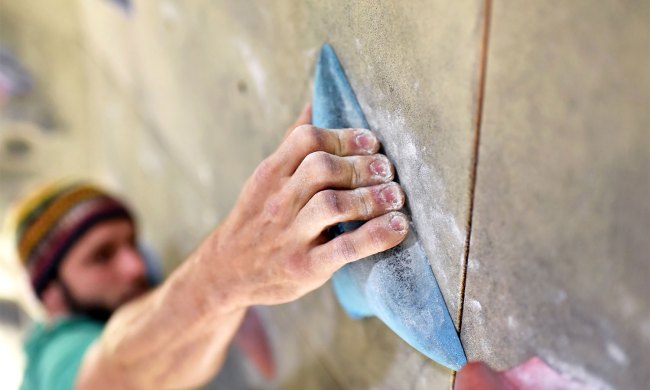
<box><xmin>380</xmin><ymin>184</ymin><xmax>404</xmax><ymax>209</ymax></box>
<box><xmin>389</xmin><ymin>214</ymin><xmax>408</xmax><ymax>232</ymax></box>
<box><xmin>355</xmin><ymin>129</ymin><xmax>376</xmax><ymax>153</ymax></box>
<box><xmin>370</xmin><ymin>157</ymin><xmax>392</xmax><ymax>179</ymax></box>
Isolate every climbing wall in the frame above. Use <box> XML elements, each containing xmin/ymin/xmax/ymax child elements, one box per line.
<box><xmin>0</xmin><ymin>0</ymin><xmax>647</xmax><ymax>389</ymax></box>
<box><xmin>461</xmin><ymin>2</ymin><xmax>650</xmax><ymax>388</ymax></box>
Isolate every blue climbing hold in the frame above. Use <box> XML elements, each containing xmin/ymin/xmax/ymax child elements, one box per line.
<box><xmin>313</xmin><ymin>43</ymin><xmax>467</xmax><ymax>371</ymax></box>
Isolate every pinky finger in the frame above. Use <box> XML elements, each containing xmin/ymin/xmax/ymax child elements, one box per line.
<box><xmin>309</xmin><ymin>211</ymin><xmax>409</xmax><ymax>275</ymax></box>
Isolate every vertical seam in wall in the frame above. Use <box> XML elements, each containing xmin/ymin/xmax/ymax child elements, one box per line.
<box><xmin>452</xmin><ymin>0</ymin><xmax>493</xmax><ymax>386</ymax></box>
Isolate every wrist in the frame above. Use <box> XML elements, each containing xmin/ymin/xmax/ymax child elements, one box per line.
<box><xmin>185</xmin><ymin>227</ymin><xmax>251</xmax><ymax>315</ymax></box>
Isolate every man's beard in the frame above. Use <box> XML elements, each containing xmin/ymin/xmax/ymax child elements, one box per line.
<box><xmin>58</xmin><ymin>279</ymin><xmax>114</xmax><ymax>323</ymax></box>
<box><xmin>57</xmin><ymin>278</ymin><xmax>149</xmax><ymax>323</ymax></box>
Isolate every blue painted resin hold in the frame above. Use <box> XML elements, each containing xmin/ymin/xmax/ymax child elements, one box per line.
<box><xmin>313</xmin><ymin>43</ymin><xmax>467</xmax><ymax>371</ymax></box>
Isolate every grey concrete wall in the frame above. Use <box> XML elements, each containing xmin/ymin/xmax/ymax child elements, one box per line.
<box><xmin>0</xmin><ymin>1</ymin><xmax>648</xmax><ymax>389</ymax></box>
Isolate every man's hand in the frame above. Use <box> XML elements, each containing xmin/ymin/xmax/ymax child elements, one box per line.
<box><xmin>77</xmin><ymin>105</ymin><xmax>409</xmax><ymax>389</ymax></box>
<box><xmin>206</xmin><ymin>104</ymin><xmax>409</xmax><ymax>307</ymax></box>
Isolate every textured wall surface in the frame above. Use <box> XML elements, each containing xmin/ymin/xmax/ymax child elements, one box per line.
<box><xmin>0</xmin><ymin>0</ymin><xmax>648</xmax><ymax>389</ymax></box>
<box><xmin>460</xmin><ymin>2</ymin><xmax>650</xmax><ymax>389</ymax></box>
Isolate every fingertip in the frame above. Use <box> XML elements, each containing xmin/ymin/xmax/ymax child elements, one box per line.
<box><xmin>388</xmin><ymin>211</ymin><xmax>409</xmax><ymax>234</ymax></box>
<box><xmin>365</xmin><ymin>211</ymin><xmax>408</xmax><ymax>255</ymax></box>
<box><xmin>379</xmin><ymin>183</ymin><xmax>405</xmax><ymax>211</ymax></box>
<box><xmin>349</xmin><ymin>128</ymin><xmax>379</xmax><ymax>155</ymax></box>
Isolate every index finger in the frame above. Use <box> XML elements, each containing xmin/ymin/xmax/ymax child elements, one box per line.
<box><xmin>268</xmin><ymin>125</ymin><xmax>380</xmax><ymax>177</ymax></box>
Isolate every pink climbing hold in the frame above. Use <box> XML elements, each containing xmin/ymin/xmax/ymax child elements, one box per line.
<box><xmin>456</xmin><ymin>357</ymin><xmax>590</xmax><ymax>390</ymax></box>
<box><xmin>503</xmin><ymin>357</ymin><xmax>589</xmax><ymax>390</ymax></box>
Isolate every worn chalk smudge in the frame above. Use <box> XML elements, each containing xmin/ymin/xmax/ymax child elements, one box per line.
<box><xmin>371</xmin><ymin>108</ymin><xmax>466</xmax><ymax>304</ymax></box>
<box><xmin>507</xmin><ymin>315</ymin><xmax>517</xmax><ymax>330</ymax></box>
<box><xmin>605</xmin><ymin>341</ymin><xmax>629</xmax><ymax>366</ymax></box>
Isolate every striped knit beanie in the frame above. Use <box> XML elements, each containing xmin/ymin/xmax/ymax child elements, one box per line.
<box><xmin>7</xmin><ymin>180</ymin><xmax>134</xmax><ymax>299</ymax></box>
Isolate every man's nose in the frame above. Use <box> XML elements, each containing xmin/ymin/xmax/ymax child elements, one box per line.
<box><xmin>116</xmin><ymin>246</ymin><xmax>146</xmax><ymax>280</ymax></box>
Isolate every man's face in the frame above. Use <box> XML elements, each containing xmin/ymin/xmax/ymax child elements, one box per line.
<box><xmin>57</xmin><ymin>219</ymin><xmax>150</xmax><ymax>318</ymax></box>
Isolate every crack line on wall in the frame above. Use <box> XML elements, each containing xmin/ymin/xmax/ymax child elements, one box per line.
<box><xmin>453</xmin><ymin>0</ymin><xmax>493</xmax><ymax>385</ymax></box>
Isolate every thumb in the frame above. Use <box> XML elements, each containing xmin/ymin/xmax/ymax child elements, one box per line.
<box><xmin>284</xmin><ymin>102</ymin><xmax>312</xmax><ymax>139</ymax></box>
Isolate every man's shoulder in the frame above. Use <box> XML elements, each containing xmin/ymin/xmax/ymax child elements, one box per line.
<box><xmin>22</xmin><ymin>316</ymin><xmax>104</xmax><ymax>390</ymax></box>
<box><xmin>26</xmin><ymin>316</ymin><xmax>103</xmax><ymax>352</ymax></box>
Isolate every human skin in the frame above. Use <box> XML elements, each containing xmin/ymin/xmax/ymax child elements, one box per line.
<box><xmin>40</xmin><ymin>219</ymin><xmax>149</xmax><ymax>319</ymax></box>
<box><xmin>72</xmin><ymin>105</ymin><xmax>410</xmax><ymax>389</ymax></box>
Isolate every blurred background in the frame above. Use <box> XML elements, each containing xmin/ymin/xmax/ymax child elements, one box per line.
<box><xmin>0</xmin><ymin>1</ymin><xmax>648</xmax><ymax>389</ymax></box>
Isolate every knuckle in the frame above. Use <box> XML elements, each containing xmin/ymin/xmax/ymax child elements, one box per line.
<box><xmin>335</xmin><ymin>237</ymin><xmax>358</xmax><ymax>263</ymax></box>
<box><xmin>305</xmin><ymin>151</ymin><xmax>340</xmax><ymax>176</ymax></box>
<box><xmin>295</xmin><ymin>124</ymin><xmax>326</xmax><ymax>151</ymax></box>
<box><xmin>254</xmin><ymin>158</ymin><xmax>277</xmax><ymax>183</ymax></box>
<box><xmin>294</xmin><ymin>124</ymin><xmax>315</xmax><ymax>135</ymax></box>
<box><xmin>333</xmin><ymin>130</ymin><xmax>344</xmax><ymax>155</ymax></box>
<box><xmin>317</xmin><ymin>189</ymin><xmax>344</xmax><ymax>215</ymax></box>
<box><xmin>356</xmin><ymin>189</ymin><xmax>373</xmax><ymax>217</ymax></box>
<box><xmin>285</xmin><ymin>253</ymin><xmax>311</xmax><ymax>279</ymax></box>
<box><xmin>369</xmin><ymin>225</ymin><xmax>390</xmax><ymax>251</ymax></box>
<box><xmin>352</xmin><ymin>158</ymin><xmax>364</xmax><ymax>186</ymax></box>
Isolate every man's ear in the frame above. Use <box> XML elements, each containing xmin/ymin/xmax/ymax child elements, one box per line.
<box><xmin>41</xmin><ymin>280</ymin><xmax>69</xmax><ymax>317</ymax></box>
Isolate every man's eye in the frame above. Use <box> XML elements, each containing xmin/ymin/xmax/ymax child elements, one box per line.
<box><xmin>93</xmin><ymin>245</ymin><xmax>115</xmax><ymax>264</ymax></box>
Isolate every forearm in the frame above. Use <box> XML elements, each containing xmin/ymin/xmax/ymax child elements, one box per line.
<box><xmin>78</xmin><ymin>230</ymin><xmax>247</xmax><ymax>389</ymax></box>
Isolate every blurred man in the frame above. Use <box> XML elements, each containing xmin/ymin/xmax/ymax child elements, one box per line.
<box><xmin>10</xmin><ymin>105</ymin><xmax>411</xmax><ymax>389</ymax></box>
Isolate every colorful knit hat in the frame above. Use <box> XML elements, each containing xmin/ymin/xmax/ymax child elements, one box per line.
<box><xmin>6</xmin><ymin>179</ymin><xmax>135</xmax><ymax>299</ymax></box>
